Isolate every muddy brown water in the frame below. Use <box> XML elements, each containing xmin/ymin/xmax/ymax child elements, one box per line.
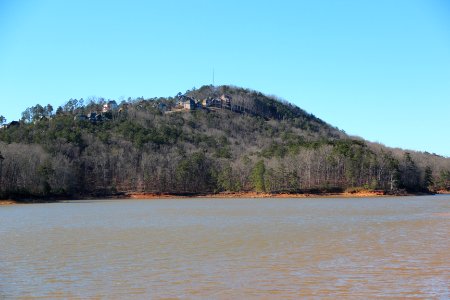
<box><xmin>1</xmin><ymin>196</ymin><xmax>449</xmax><ymax>299</ymax></box>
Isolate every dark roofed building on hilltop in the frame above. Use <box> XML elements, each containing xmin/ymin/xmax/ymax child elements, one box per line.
<box><xmin>103</xmin><ymin>100</ymin><xmax>118</xmax><ymax>113</ymax></box>
<box><xmin>177</xmin><ymin>95</ymin><xmax>197</xmax><ymax>110</ymax></box>
<box><xmin>182</xmin><ymin>99</ymin><xmax>196</xmax><ymax>110</ymax></box>
<box><xmin>6</xmin><ymin>121</ymin><xmax>20</xmax><ymax>129</ymax></box>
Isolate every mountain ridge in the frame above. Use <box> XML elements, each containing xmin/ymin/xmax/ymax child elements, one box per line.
<box><xmin>1</xmin><ymin>85</ymin><xmax>449</xmax><ymax>201</ymax></box>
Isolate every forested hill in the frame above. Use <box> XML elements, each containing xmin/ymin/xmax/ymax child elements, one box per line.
<box><xmin>1</xmin><ymin>85</ymin><xmax>449</xmax><ymax>200</ymax></box>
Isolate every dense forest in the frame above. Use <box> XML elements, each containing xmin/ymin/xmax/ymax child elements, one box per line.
<box><xmin>1</xmin><ymin>85</ymin><xmax>450</xmax><ymax>201</ymax></box>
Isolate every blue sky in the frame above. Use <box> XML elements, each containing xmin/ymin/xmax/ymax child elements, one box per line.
<box><xmin>1</xmin><ymin>0</ymin><xmax>449</xmax><ymax>156</ymax></box>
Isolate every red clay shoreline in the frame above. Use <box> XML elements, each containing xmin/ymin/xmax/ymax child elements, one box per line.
<box><xmin>1</xmin><ymin>190</ymin><xmax>447</xmax><ymax>205</ymax></box>
<box><xmin>125</xmin><ymin>190</ymin><xmax>422</xmax><ymax>199</ymax></box>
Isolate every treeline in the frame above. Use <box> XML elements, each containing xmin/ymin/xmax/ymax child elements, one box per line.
<box><xmin>1</xmin><ymin>86</ymin><xmax>450</xmax><ymax>200</ymax></box>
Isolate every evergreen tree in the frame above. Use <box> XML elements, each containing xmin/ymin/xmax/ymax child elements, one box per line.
<box><xmin>423</xmin><ymin>166</ymin><xmax>433</xmax><ymax>192</ymax></box>
<box><xmin>399</xmin><ymin>152</ymin><xmax>421</xmax><ymax>192</ymax></box>
<box><xmin>251</xmin><ymin>160</ymin><xmax>266</xmax><ymax>192</ymax></box>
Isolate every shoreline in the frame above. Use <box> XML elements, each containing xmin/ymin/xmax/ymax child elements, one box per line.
<box><xmin>128</xmin><ymin>190</ymin><xmax>399</xmax><ymax>200</ymax></box>
<box><xmin>0</xmin><ymin>200</ymin><xmax>20</xmax><ymax>206</ymax></box>
<box><xmin>1</xmin><ymin>190</ymin><xmax>446</xmax><ymax>206</ymax></box>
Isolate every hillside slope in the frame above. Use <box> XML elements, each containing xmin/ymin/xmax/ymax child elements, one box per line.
<box><xmin>1</xmin><ymin>85</ymin><xmax>449</xmax><ymax>200</ymax></box>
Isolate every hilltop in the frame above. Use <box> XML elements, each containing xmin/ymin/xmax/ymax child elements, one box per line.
<box><xmin>1</xmin><ymin>85</ymin><xmax>449</xmax><ymax>201</ymax></box>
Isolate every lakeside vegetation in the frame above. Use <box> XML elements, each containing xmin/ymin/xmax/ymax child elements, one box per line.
<box><xmin>1</xmin><ymin>85</ymin><xmax>450</xmax><ymax>202</ymax></box>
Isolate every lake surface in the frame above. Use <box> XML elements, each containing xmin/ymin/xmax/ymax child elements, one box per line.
<box><xmin>1</xmin><ymin>196</ymin><xmax>449</xmax><ymax>299</ymax></box>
